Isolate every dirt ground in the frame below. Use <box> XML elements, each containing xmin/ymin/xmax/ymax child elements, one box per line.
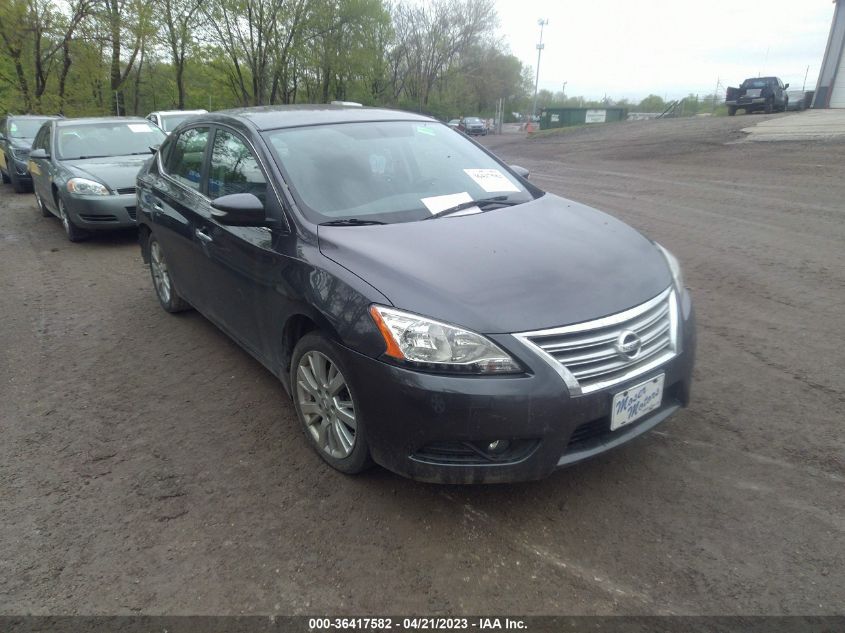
<box><xmin>1</xmin><ymin>114</ymin><xmax>843</xmax><ymax>616</ymax></box>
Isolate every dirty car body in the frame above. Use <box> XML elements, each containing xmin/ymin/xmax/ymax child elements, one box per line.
<box><xmin>28</xmin><ymin>117</ymin><xmax>165</xmax><ymax>239</ymax></box>
<box><xmin>135</xmin><ymin>105</ymin><xmax>696</xmax><ymax>483</ymax></box>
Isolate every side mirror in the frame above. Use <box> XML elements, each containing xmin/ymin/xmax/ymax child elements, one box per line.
<box><xmin>29</xmin><ymin>148</ymin><xmax>49</xmax><ymax>160</ymax></box>
<box><xmin>210</xmin><ymin>192</ymin><xmax>267</xmax><ymax>226</ymax></box>
<box><xmin>510</xmin><ymin>164</ymin><xmax>530</xmax><ymax>179</ymax></box>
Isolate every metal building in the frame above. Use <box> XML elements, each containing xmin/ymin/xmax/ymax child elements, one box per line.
<box><xmin>814</xmin><ymin>0</ymin><xmax>845</xmax><ymax>108</ymax></box>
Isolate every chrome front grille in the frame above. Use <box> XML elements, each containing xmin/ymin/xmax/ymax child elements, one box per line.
<box><xmin>515</xmin><ymin>287</ymin><xmax>679</xmax><ymax>396</ymax></box>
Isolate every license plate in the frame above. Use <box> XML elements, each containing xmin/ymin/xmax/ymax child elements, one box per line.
<box><xmin>611</xmin><ymin>374</ymin><xmax>665</xmax><ymax>431</ymax></box>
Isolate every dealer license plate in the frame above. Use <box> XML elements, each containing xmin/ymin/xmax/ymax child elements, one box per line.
<box><xmin>610</xmin><ymin>374</ymin><xmax>665</xmax><ymax>431</ymax></box>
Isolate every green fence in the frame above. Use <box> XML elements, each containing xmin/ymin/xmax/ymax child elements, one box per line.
<box><xmin>540</xmin><ymin>107</ymin><xmax>628</xmax><ymax>130</ymax></box>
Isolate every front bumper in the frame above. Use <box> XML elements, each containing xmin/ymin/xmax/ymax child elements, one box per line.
<box><xmin>8</xmin><ymin>157</ymin><xmax>32</xmax><ymax>179</ymax></box>
<box><xmin>340</xmin><ymin>289</ymin><xmax>696</xmax><ymax>483</ymax></box>
<box><xmin>64</xmin><ymin>193</ymin><xmax>138</xmax><ymax>230</ymax></box>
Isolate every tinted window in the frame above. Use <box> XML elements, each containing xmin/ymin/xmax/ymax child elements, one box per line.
<box><xmin>34</xmin><ymin>125</ymin><xmax>51</xmax><ymax>152</ymax></box>
<box><xmin>56</xmin><ymin>121</ymin><xmax>165</xmax><ymax>159</ymax></box>
<box><xmin>207</xmin><ymin>130</ymin><xmax>266</xmax><ymax>202</ymax></box>
<box><xmin>165</xmin><ymin>127</ymin><xmax>209</xmax><ymax>191</ymax></box>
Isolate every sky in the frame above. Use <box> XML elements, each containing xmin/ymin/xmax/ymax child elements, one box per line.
<box><xmin>494</xmin><ymin>0</ymin><xmax>837</xmax><ymax>102</ymax></box>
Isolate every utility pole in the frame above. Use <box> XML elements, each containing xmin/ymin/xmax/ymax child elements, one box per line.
<box><xmin>531</xmin><ymin>18</ymin><xmax>549</xmax><ymax>121</ymax></box>
<box><xmin>712</xmin><ymin>77</ymin><xmax>720</xmax><ymax>113</ymax></box>
<box><xmin>562</xmin><ymin>81</ymin><xmax>568</xmax><ymax>101</ymax></box>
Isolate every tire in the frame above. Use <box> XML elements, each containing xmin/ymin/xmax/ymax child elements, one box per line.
<box><xmin>764</xmin><ymin>99</ymin><xmax>774</xmax><ymax>114</ymax></box>
<box><xmin>728</xmin><ymin>106</ymin><xmax>737</xmax><ymax>116</ymax></box>
<box><xmin>148</xmin><ymin>233</ymin><xmax>191</xmax><ymax>313</ymax></box>
<box><xmin>291</xmin><ymin>332</ymin><xmax>372</xmax><ymax>475</ymax></box>
<box><xmin>1</xmin><ymin>161</ymin><xmax>10</xmax><ymax>184</ymax></box>
<box><xmin>782</xmin><ymin>98</ymin><xmax>788</xmax><ymax>113</ymax></box>
<box><xmin>57</xmin><ymin>196</ymin><xmax>88</xmax><ymax>242</ymax></box>
<box><xmin>8</xmin><ymin>163</ymin><xmax>27</xmax><ymax>193</ymax></box>
<box><xmin>35</xmin><ymin>190</ymin><xmax>52</xmax><ymax>217</ymax></box>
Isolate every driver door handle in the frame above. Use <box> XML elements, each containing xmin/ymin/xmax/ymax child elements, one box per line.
<box><xmin>195</xmin><ymin>228</ymin><xmax>213</xmax><ymax>243</ymax></box>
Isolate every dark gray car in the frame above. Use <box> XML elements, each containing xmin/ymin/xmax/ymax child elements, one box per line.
<box><xmin>136</xmin><ymin>105</ymin><xmax>696</xmax><ymax>483</ymax></box>
<box><xmin>0</xmin><ymin>115</ymin><xmax>59</xmax><ymax>192</ymax></box>
<box><xmin>28</xmin><ymin>117</ymin><xmax>165</xmax><ymax>241</ymax></box>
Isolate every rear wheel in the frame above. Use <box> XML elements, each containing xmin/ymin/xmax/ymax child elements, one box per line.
<box><xmin>764</xmin><ymin>98</ymin><xmax>774</xmax><ymax>114</ymax></box>
<box><xmin>291</xmin><ymin>332</ymin><xmax>372</xmax><ymax>475</ymax></box>
<box><xmin>57</xmin><ymin>197</ymin><xmax>88</xmax><ymax>242</ymax></box>
<box><xmin>148</xmin><ymin>234</ymin><xmax>191</xmax><ymax>313</ymax></box>
<box><xmin>728</xmin><ymin>106</ymin><xmax>737</xmax><ymax>116</ymax></box>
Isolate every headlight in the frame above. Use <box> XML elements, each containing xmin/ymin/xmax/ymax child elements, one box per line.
<box><xmin>369</xmin><ymin>305</ymin><xmax>521</xmax><ymax>374</ymax></box>
<box><xmin>67</xmin><ymin>178</ymin><xmax>111</xmax><ymax>196</ymax></box>
<box><xmin>655</xmin><ymin>243</ymin><xmax>684</xmax><ymax>290</ymax></box>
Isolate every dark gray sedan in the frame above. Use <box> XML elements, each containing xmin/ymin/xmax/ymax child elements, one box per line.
<box><xmin>0</xmin><ymin>114</ymin><xmax>59</xmax><ymax>192</ymax></box>
<box><xmin>28</xmin><ymin>117</ymin><xmax>165</xmax><ymax>241</ymax></box>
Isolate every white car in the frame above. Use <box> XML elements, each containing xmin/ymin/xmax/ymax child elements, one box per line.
<box><xmin>145</xmin><ymin>110</ymin><xmax>208</xmax><ymax>134</ymax></box>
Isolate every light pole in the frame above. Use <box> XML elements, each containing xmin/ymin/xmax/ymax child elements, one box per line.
<box><xmin>531</xmin><ymin>18</ymin><xmax>549</xmax><ymax>121</ymax></box>
<box><xmin>562</xmin><ymin>81</ymin><xmax>567</xmax><ymax>101</ymax></box>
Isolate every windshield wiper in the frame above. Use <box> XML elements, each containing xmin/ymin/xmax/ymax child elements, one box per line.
<box><xmin>320</xmin><ymin>218</ymin><xmax>386</xmax><ymax>226</ymax></box>
<box><xmin>424</xmin><ymin>196</ymin><xmax>519</xmax><ymax>220</ymax></box>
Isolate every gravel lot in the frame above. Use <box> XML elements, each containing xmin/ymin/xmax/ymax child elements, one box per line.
<box><xmin>1</xmin><ymin>114</ymin><xmax>843</xmax><ymax>616</ymax></box>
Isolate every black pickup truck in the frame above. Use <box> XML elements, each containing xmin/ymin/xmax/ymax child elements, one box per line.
<box><xmin>726</xmin><ymin>77</ymin><xmax>789</xmax><ymax>115</ymax></box>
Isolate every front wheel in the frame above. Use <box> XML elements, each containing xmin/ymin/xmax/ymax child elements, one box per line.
<box><xmin>291</xmin><ymin>332</ymin><xmax>372</xmax><ymax>474</ymax></box>
<box><xmin>57</xmin><ymin>197</ymin><xmax>88</xmax><ymax>242</ymax></box>
<box><xmin>148</xmin><ymin>234</ymin><xmax>191</xmax><ymax>313</ymax></box>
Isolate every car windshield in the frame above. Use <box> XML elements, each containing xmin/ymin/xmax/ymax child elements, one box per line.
<box><xmin>465</xmin><ymin>118</ymin><xmax>482</xmax><ymax>123</ymax></box>
<box><xmin>57</xmin><ymin>121</ymin><xmax>165</xmax><ymax>160</ymax></box>
<box><xmin>160</xmin><ymin>114</ymin><xmax>194</xmax><ymax>131</ymax></box>
<box><xmin>263</xmin><ymin>120</ymin><xmax>535</xmax><ymax>224</ymax></box>
<box><xmin>9</xmin><ymin>118</ymin><xmax>51</xmax><ymax>138</ymax></box>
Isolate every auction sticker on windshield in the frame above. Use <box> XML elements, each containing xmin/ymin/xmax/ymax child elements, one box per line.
<box><xmin>464</xmin><ymin>168</ymin><xmax>520</xmax><ymax>193</ymax></box>
<box><xmin>610</xmin><ymin>374</ymin><xmax>664</xmax><ymax>431</ymax></box>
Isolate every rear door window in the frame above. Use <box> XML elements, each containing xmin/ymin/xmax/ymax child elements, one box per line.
<box><xmin>164</xmin><ymin>127</ymin><xmax>209</xmax><ymax>192</ymax></box>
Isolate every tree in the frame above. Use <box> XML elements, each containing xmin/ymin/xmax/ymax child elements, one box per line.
<box><xmin>159</xmin><ymin>0</ymin><xmax>203</xmax><ymax>109</ymax></box>
<box><xmin>637</xmin><ymin>94</ymin><xmax>666</xmax><ymax>113</ymax></box>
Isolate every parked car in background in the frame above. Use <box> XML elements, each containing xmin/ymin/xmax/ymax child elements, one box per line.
<box><xmin>447</xmin><ymin>119</ymin><xmax>460</xmax><ymax>129</ymax></box>
<box><xmin>786</xmin><ymin>90</ymin><xmax>809</xmax><ymax>111</ymax></box>
<box><xmin>726</xmin><ymin>77</ymin><xmax>789</xmax><ymax>115</ymax></box>
<box><xmin>28</xmin><ymin>117</ymin><xmax>166</xmax><ymax>241</ymax></box>
<box><xmin>0</xmin><ymin>114</ymin><xmax>60</xmax><ymax>192</ymax></box>
<box><xmin>459</xmin><ymin>116</ymin><xmax>487</xmax><ymax>135</ymax></box>
<box><xmin>146</xmin><ymin>109</ymin><xmax>208</xmax><ymax>134</ymax></box>
<box><xmin>135</xmin><ymin>105</ymin><xmax>695</xmax><ymax>484</ymax></box>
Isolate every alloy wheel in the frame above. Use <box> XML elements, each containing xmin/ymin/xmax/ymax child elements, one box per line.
<box><xmin>149</xmin><ymin>240</ymin><xmax>172</xmax><ymax>305</ymax></box>
<box><xmin>295</xmin><ymin>351</ymin><xmax>357</xmax><ymax>459</ymax></box>
<box><xmin>58</xmin><ymin>199</ymin><xmax>70</xmax><ymax>234</ymax></box>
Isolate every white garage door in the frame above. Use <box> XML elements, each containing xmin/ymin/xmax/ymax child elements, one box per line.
<box><xmin>831</xmin><ymin>44</ymin><xmax>845</xmax><ymax>108</ymax></box>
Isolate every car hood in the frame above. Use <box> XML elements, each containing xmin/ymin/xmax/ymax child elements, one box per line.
<box><xmin>64</xmin><ymin>155</ymin><xmax>151</xmax><ymax>190</ymax></box>
<box><xmin>318</xmin><ymin>194</ymin><xmax>672</xmax><ymax>333</ymax></box>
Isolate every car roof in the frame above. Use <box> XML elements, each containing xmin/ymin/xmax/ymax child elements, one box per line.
<box><xmin>6</xmin><ymin>114</ymin><xmax>61</xmax><ymax>119</ymax></box>
<box><xmin>206</xmin><ymin>105</ymin><xmax>434</xmax><ymax>131</ymax></box>
<box><xmin>56</xmin><ymin>116</ymin><xmax>149</xmax><ymax>127</ymax></box>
